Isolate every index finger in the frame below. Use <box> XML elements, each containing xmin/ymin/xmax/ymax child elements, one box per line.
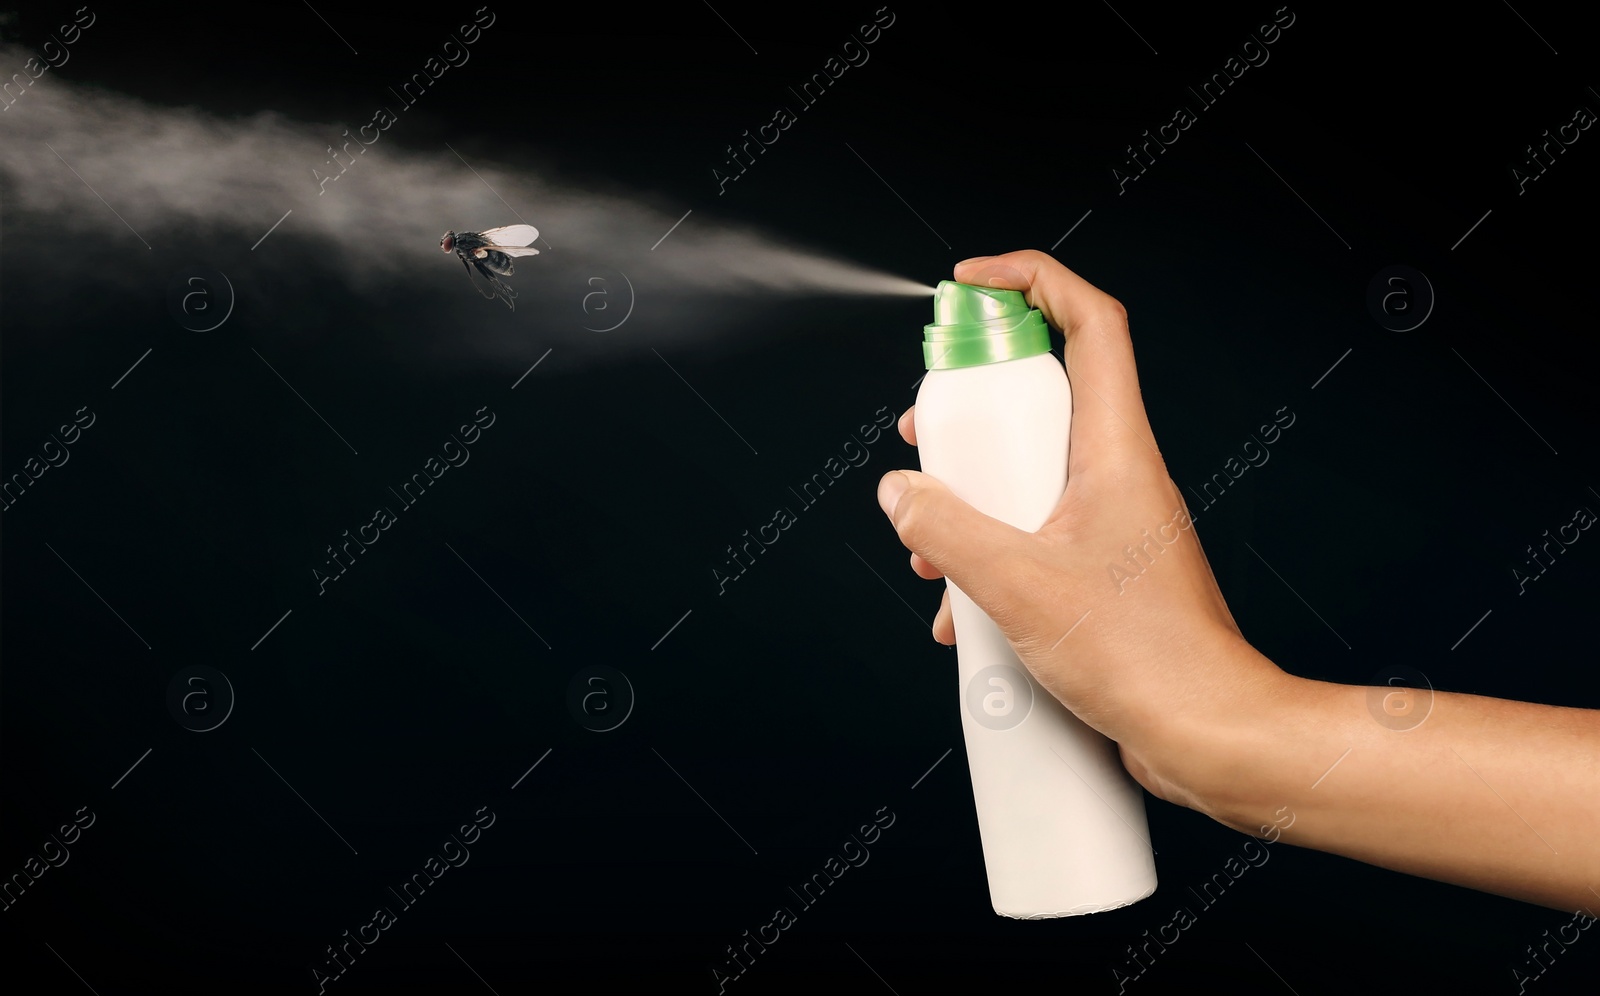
<box><xmin>952</xmin><ymin>250</ymin><xmax>1157</xmax><ymax>464</ymax></box>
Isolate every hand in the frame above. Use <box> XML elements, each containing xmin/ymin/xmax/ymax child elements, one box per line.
<box><xmin>877</xmin><ymin>250</ymin><xmax>1288</xmax><ymax>811</ymax></box>
<box><xmin>879</xmin><ymin>251</ymin><xmax>1600</xmax><ymax>915</ymax></box>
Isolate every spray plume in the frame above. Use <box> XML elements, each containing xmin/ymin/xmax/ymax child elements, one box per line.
<box><xmin>0</xmin><ymin>45</ymin><xmax>933</xmax><ymax>337</ymax></box>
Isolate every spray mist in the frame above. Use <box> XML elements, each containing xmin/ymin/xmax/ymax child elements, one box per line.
<box><xmin>914</xmin><ymin>280</ymin><xmax>1157</xmax><ymax>917</ymax></box>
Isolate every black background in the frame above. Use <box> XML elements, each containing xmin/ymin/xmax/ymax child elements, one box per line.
<box><xmin>3</xmin><ymin>2</ymin><xmax>1598</xmax><ymax>993</ymax></box>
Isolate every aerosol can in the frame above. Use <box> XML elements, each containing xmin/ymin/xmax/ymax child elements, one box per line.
<box><xmin>914</xmin><ymin>279</ymin><xmax>1157</xmax><ymax>917</ymax></box>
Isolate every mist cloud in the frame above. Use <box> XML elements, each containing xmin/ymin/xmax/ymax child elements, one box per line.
<box><xmin>0</xmin><ymin>45</ymin><xmax>932</xmax><ymax>336</ymax></box>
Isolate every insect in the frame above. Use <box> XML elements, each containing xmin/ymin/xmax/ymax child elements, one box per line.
<box><xmin>440</xmin><ymin>224</ymin><xmax>540</xmax><ymax>310</ymax></box>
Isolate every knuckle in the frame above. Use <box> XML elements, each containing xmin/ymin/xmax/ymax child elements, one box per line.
<box><xmin>1096</xmin><ymin>292</ymin><xmax>1129</xmax><ymax>326</ymax></box>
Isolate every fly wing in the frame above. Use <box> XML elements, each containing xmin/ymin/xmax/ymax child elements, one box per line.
<box><xmin>478</xmin><ymin>224</ymin><xmax>538</xmax><ymax>247</ymax></box>
<box><xmin>483</xmin><ymin>245</ymin><xmax>540</xmax><ymax>258</ymax></box>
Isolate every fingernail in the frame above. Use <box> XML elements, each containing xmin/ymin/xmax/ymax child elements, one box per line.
<box><xmin>955</xmin><ymin>255</ymin><xmax>994</xmax><ymax>268</ymax></box>
<box><xmin>877</xmin><ymin>471</ymin><xmax>909</xmax><ymax>517</ymax></box>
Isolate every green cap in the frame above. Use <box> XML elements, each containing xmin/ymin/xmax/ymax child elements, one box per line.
<box><xmin>922</xmin><ymin>280</ymin><xmax>1050</xmax><ymax>369</ymax></box>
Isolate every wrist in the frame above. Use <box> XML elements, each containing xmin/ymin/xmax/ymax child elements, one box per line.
<box><xmin>1141</xmin><ymin>635</ymin><xmax>1313</xmax><ymax>831</ymax></box>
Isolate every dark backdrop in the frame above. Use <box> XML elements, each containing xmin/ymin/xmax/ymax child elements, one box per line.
<box><xmin>3</xmin><ymin>2</ymin><xmax>1597</xmax><ymax>993</ymax></box>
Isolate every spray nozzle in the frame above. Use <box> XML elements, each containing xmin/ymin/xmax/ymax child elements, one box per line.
<box><xmin>922</xmin><ymin>280</ymin><xmax>1049</xmax><ymax>370</ymax></box>
<box><xmin>932</xmin><ymin>279</ymin><xmax>1030</xmax><ymax>327</ymax></box>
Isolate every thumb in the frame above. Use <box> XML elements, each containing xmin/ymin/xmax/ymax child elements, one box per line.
<box><xmin>877</xmin><ymin>469</ymin><xmax>1050</xmax><ymax>641</ymax></box>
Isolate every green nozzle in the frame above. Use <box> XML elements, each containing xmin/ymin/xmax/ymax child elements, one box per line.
<box><xmin>922</xmin><ymin>280</ymin><xmax>1050</xmax><ymax>369</ymax></box>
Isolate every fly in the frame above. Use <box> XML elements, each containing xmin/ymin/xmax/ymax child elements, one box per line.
<box><xmin>440</xmin><ymin>224</ymin><xmax>540</xmax><ymax>310</ymax></box>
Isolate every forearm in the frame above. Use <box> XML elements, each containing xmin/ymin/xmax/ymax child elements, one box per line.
<box><xmin>1172</xmin><ymin>645</ymin><xmax>1600</xmax><ymax>913</ymax></box>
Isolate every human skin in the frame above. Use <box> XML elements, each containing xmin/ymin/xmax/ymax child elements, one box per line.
<box><xmin>876</xmin><ymin>250</ymin><xmax>1600</xmax><ymax>914</ymax></box>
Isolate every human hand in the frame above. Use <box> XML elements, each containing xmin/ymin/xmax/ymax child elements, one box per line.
<box><xmin>879</xmin><ymin>252</ymin><xmax>1600</xmax><ymax>914</ymax></box>
<box><xmin>877</xmin><ymin>250</ymin><xmax>1290</xmax><ymax>811</ymax></box>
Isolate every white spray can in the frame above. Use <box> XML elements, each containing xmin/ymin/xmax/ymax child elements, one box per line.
<box><xmin>914</xmin><ymin>279</ymin><xmax>1157</xmax><ymax>917</ymax></box>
